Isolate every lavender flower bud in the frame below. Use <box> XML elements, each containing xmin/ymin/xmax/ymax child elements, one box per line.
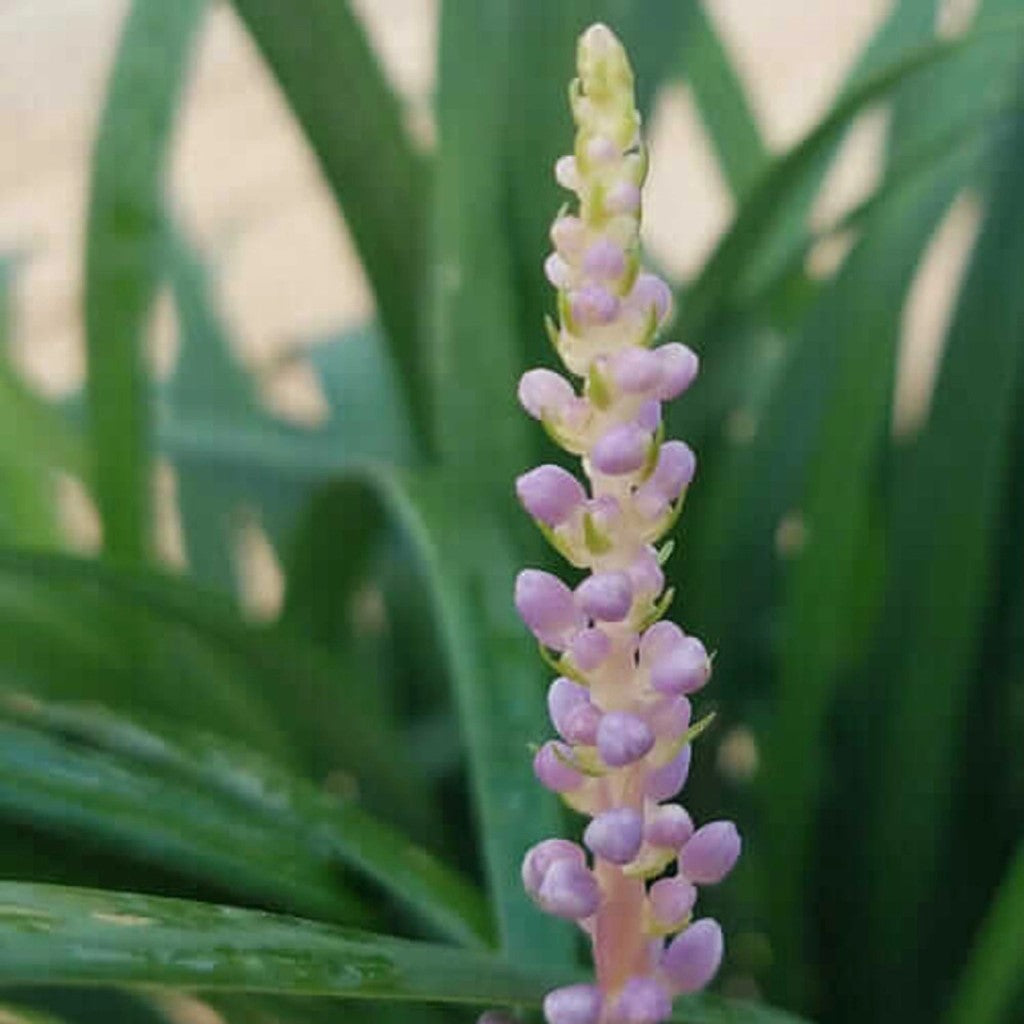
<box><xmin>660</xmin><ymin>918</ymin><xmax>724</xmax><ymax>994</ymax></box>
<box><xmin>569</xmin><ymin>627</ymin><xmax>612</xmax><ymax>671</ymax></box>
<box><xmin>548</xmin><ymin>678</ymin><xmax>601</xmax><ymax>745</ymax></box>
<box><xmin>583</xmin><ymin>808</ymin><xmax>644</xmax><ymax>864</ymax></box>
<box><xmin>591</xmin><ymin>423</ymin><xmax>649</xmax><ymax>475</ymax></box>
<box><xmin>551</xmin><ymin>214</ymin><xmax>586</xmax><ymax>255</ymax></box>
<box><xmin>517</xmin><ymin>465</ymin><xmax>587</xmax><ymax>526</ymax></box>
<box><xmin>644</xmin><ymin>804</ymin><xmax>694</xmax><ymax>848</ymax></box>
<box><xmin>545</xmin><ymin>253</ymin><xmax>573</xmax><ymax>289</ymax></box>
<box><xmin>610</xmin><ymin>348</ymin><xmax>662</xmax><ymax>393</ymax></box>
<box><xmin>522</xmin><ymin>838</ymin><xmax>587</xmax><ymax>897</ymax></box>
<box><xmin>585</xmin><ymin>135</ymin><xmax>619</xmax><ymax>163</ymax></box>
<box><xmin>534</xmin><ymin>741</ymin><xmax>584</xmax><ymax>793</ymax></box>
<box><xmin>634</xmin><ymin>441</ymin><xmax>695</xmax><ymax>515</ymax></box>
<box><xmin>645</xmin><ymin>746</ymin><xmax>691</xmax><ymax>801</ymax></box>
<box><xmin>680</xmin><ymin>821</ymin><xmax>741</xmax><ymax>884</ymax></box>
<box><xmin>515</xmin><ymin>570</ymin><xmax>584</xmax><ymax>648</ymax></box>
<box><xmin>538</xmin><ymin>858</ymin><xmax>601</xmax><ymax>919</ymax></box>
<box><xmin>609</xmin><ymin>977</ymin><xmax>672</xmax><ymax>1024</ymax></box>
<box><xmin>649</xmin><ymin>637</ymin><xmax>711</xmax><ymax>696</ymax></box>
<box><xmin>653</xmin><ymin>344</ymin><xmax>699</xmax><ymax>400</ymax></box>
<box><xmin>648</xmin><ymin>876</ymin><xmax>697</xmax><ymax>929</ymax></box>
<box><xmin>582</xmin><ymin>239</ymin><xmax>626</xmax><ymax>280</ymax></box>
<box><xmin>627</xmin><ymin>272</ymin><xmax>672</xmax><ymax>324</ymax></box>
<box><xmin>639</xmin><ymin>621</ymin><xmax>686</xmax><ymax>665</ymax></box>
<box><xmin>572</xmin><ymin>284</ymin><xmax>620</xmax><ymax>326</ymax></box>
<box><xmin>597</xmin><ymin>711</ymin><xmax>655</xmax><ymax>767</ymax></box>
<box><xmin>606</xmin><ymin>180</ymin><xmax>641</xmax><ymax>214</ymax></box>
<box><xmin>576</xmin><ymin>571</ymin><xmax>634</xmax><ymax>622</ymax></box>
<box><xmin>543</xmin><ymin>985</ymin><xmax>603</xmax><ymax>1024</ymax></box>
<box><xmin>518</xmin><ymin>368</ymin><xmax>576</xmax><ymax>420</ymax></box>
<box><xmin>555</xmin><ymin>155</ymin><xmax>580</xmax><ymax>191</ymax></box>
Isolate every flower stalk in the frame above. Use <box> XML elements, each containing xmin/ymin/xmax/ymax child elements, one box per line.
<box><xmin>513</xmin><ymin>24</ymin><xmax>740</xmax><ymax>1024</ymax></box>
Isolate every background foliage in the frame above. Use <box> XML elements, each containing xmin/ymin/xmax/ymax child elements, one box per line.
<box><xmin>1</xmin><ymin>2</ymin><xmax>1023</xmax><ymax>1023</ymax></box>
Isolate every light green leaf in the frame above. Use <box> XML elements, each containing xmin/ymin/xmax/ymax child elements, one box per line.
<box><xmin>84</xmin><ymin>0</ymin><xmax>206</xmax><ymax>561</ymax></box>
<box><xmin>226</xmin><ymin>0</ymin><xmax>430</xmax><ymax>443</ymax></box>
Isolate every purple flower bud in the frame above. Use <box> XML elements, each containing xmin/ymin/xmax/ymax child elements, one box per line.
<box><xmin>610</xmin><ymin>977</ymin><xmax>672</xmax><ymax>1024</ymax></box>
<box><xmin>680</xmin><ymin>821</ymin><xmax>741</xmax><ymax>884</ymax></box>
<box><xmin>583</xmin><ymin>239</ymin><xmax>626</xmax><ymax>280</ymax></box>
<box><xmin>606</xmin><ymin>180</ymin><xmax>641</xmax><ymax>214</ymax></box>
<box><xmin>636</xmin><ymin>400</ymin><xmax>662</xmax><ymax>434</ymax></box>
<box><xmin>522</xmin><ymin>837</ymin><xmax>586</xmax><ymax>897</ymax></box>
<box><xmin>634</xmin><ymin>441</ymin><xmax>695</xmax><ymax>516</ymax></box>
<box><xmin>583</xmin><ymin>807</ymin><xmax>644</xmax><ymax>864</ymax></box>
<box><xmin>551</xmin><ymin>214</ymin><xmax>585</xmax><ymax>255</ymax></box>
<box><xmin>545</xmin><ymin>252</ymin><xmax>573</xmax><ymax>289</ymax></box>
<box><xmin>516</xmin><ymin>465</ymin><xmax>587</xmax><ymax>526</ymax></box>
<box><xmin>597</xmin><ymin>711</ymin><xmax>655</xmax><ymax>767</ymax></box>
<box><xmin>548</xmin><ymin>678</ymin><xmax>601</xmax><ymax>745</ymax></box>
<box><xmin>534</xmin><ymin>741</ymin><xmax>584</xmax><ymax>793</ymax></box>
<box><xmin>660</xmin><ymin>918</ymin><xmax>724</xmax><ymax>994</ymax></box>
<box><xmin>543</xmin><ymin>984</ymin><xmax>603</xmax><ymax>1024</ymax></box>
<box><xmin>649</xmin><ymin>637</ymin><xmax>710</xmax><ymax>696</ymax></box>
<box><xmin>639</xmin><ymin>621</ymin><xmax>686</xmax><ymax>665</ymax></box>
<box><xmin>555</xmin><ymin>155</ymin><xmax>580</xmax><ymax>190</ymax></box>
<box><xmin>627</xmin><ymin>549</ymin><xmax>665</xmax><ymax>599</ymax></box>
<box><xmin>652</xmin><ymin>696</ymin><xmax>691</xmax><ymax>739</ymax></box>
<box><xmin>572</xmin><ymin>284</ymin><xmax>619</xmax><ymax>326</ymax></box>
<box><xmin>591</xmin><ymin>423</ymin><xmax>648</xmax><ymax>475</ymax></box>
<box><xmin>644</xmin><ymin>803</ymin><xmax>694</xmax><ymax>848</ymax></box>
<box><xmin>649</xmin><ymin>876</ymin><xmax>697</xmax><ymax>929</ymax></box>
<box><xmin>645</xmin><ymin>746</ymin><xmax>691</xmax><ymax>801</ymax></box>
<box><xmin>515</xmin><ymin>569</ymin><xmax>583</xmax><ymax>648</ymax></box>
<box><xmin>628</xmin><ymin>272</ymin><xmax>672</xmax><ymax>324</ymax></box>
<box><xmin>538</xmin><ymin>857</ymin><xmax>601</xmax><ymax>919</ymax></box>
<box><xmin>654</xmin><ymin>344</ymin><xmax>699</xmax><ymax>400</ymax></box>
<box><xmin>576</xmin><ymin>571</ymin><xmax>633</xmax><ymax>622</ymax></box>
<box><xmin>586</xmin><ymin>135</ymin><xmax>619</xmax><ymax>163</ymax></box>
<box><xmin>569</xmin><ymin>627</ymin><xmax>612</xmax><ymax>671</ymax></box>
<box><xmin>610</xmin><ymin>348</ymin><xmax>661</xmax><ymax>393</ymax></box>
<box><xmin>518</xmin><ymin>368</ymin><xmax>576</xmax><ymax>421</ymax></box>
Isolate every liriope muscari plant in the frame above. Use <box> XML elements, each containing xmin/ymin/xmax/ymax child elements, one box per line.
<box><xmin>511</xmin><ymin>24</ymin><xmax>741</xmax><ymax>1024</ymax></box>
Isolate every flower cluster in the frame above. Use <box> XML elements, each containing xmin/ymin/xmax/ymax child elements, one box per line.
<box><xmin>513</xmin><ymin>24</ymin><xmax>740</xmax><ymax>1024</ymax></box>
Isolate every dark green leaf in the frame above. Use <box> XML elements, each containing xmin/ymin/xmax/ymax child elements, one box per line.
<box><xmin>0</xmin><ymin>884</ymin><xmax>809</xmax><ymax>1022</ymax></box>
<box><xmin>226</xmin><ymin>0</ymin><xmax>430</xmax><ymax>443</ymax></box>
<box><xmin>944</xmin><ymin>844</ymin><xmax>1024</xmax><ymax>1024</ymax></box>
<box><xmin>85</xmin><ymin>0</ymin><xmax>206</xmax><ymax>561</ymax></box>
<box><xmin>0</xmin><ymin>692</ymin><xmax>491</xmax><ymax>947</ymax></box>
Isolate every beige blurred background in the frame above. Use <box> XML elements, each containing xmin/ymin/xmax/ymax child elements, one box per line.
<box><xmin>0</xmin><ymin>0</ymin><xmax>981</xmax><ymax>592</ymax></box>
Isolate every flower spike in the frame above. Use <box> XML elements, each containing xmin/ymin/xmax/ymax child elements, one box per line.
<box><xmin>511</xmin><ymin>23</ymin><xmax>740</xmax><ymax>1024</ymax></box>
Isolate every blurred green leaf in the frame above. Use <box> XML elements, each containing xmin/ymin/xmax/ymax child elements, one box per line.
<box><xmin>865</xmin><ymin>85</ymin><xmax>1024</xmax><ymax>1015</ymax></box>
<box><xmin>0</xmin><ymin>692</ymin><xmax>491</xmax><ymax>947</ymax></box>
<box><xmin>226</xmin><ymin>0</ymin><xmax>430</xmax><ymax>444</ymax></box>
<box><xmin>681</xmin><ymin>3</ymin><xmax>768</xmax><ymax>200</ymax></box>
<box><xmin>84</xmin><ymin>0</ymin><xmax>206</xmax><ymax>562</ymax></box>
<box><xmin>945</xmin><ymin>844</ymin><xmax>1024</xmax><ymax>1024</ymax></box>
<box><xmin>162</xmin><ymin>223</ymin><xmax>415</xmax><ymax>592</ymax></box>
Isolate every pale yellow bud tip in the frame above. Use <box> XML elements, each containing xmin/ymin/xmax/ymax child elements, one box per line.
<box><xmin>577</xmin><ymin>22</ymin><xmax>633</xmax><ymax>94</ymax></box>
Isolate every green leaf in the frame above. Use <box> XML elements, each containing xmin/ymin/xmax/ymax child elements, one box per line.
<box><xmin>944</xmin><ymin>844</ymin><xmax>1024</xmax><ymax>1024</ymax></box>
<box><xmin>84</xmin><ymin>0</ymin><xmax>206</xmax><ymax>562</ymax></box>
<box><xmin>765</xmin><ymin>150</ymin><xmax>970</xmax><ymax>1005</ymax></box>
<box><xmin>681</xmin><ymin>3</ymin><xmax>768</xmax><ymax>200</ymax></box>
<box><xmin>679</xmin><ymin>14</ymin><xmax>1022</xmax><ymax>340</ymax></box>
<box><xmin>865</xmin><ymin>82</ymin><xmax>1024</xmax><ymax>1011</ymax></box>
<box><xmin>371</xmin><ymin>468</ymin><xmax>574</xmax><ymax>965</ymax></box>
<box><xmin>0</xmin><ymin>884</ymin><xmax>809</xmax><ymax>1022</ymax></box>
<box><xmin>225</xmin><ymin>0</ymin><xmax>430</xmax><ymax>444</ymax></box>
<box><xmin>0</xmin><ymin>692</ymin><xmax>491</xmax><ymax>947</ymax></box>
<box><xmin>0</xmin><ymin>709</ymin><xmax>363</xmax><ymax>924</ymax></box>
<box><xmin>161</xmin><ymin>223</ymin><xmax>415</xmax><ymax>593</ymax></box>
<box><xmin>0</xmin><ymin>884</ymin><xmax>560</xmax><ymax>1005</ymax></box>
